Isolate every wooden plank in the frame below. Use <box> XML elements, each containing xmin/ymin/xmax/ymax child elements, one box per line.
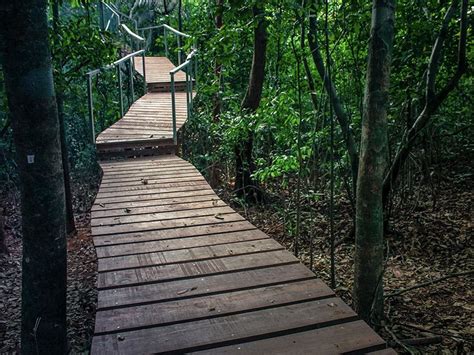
<box><xmin>98</xmin><ymin>239</ymin><xmax>282</xmax><ymax>272</ymax></box>
<box><xmin>93</xmin><ymin>190</ymin><xmax>220</xmax><ymax>206</ymax></box>
<box><xmin>97</xmin><ymin>249</ymin><xmax>299</xmax><ymax>289</ymax></box>
<box><xmin>95</xmin><ymin>184</ymin><xmax>213</xmax><ymax>201</ymax></box>
<box><xmin>92</xmin><ymin>199</ymin><xmax>227</xmax><ymax>218</ymax></box>
<box><xmin>91</xmin><ymin>193</ymin><xmax>218</xmax><ymax>212</ymax></box>
<box><xmin>91</xmin><ymin>297</ymin><xmax>357</xmax><ymax>354</ymax></box>
<box><xmin>95</xmin><ymin>229</ymin><xmax>268</xmax><ymax>258</ymax></box>
<box><xmin>92</xmin><ymin>213</ymin><xmax>246</xmax><ymax>237</ymax></box>
<box><xmin>94</xmin><ymin>279</ymin><xmax>334</xmax><ymax>334</ymax></box>
<box><xmin>97</xmin><ymin>263</ymin><xmax>317</xmax><ymax>309</ymax></box>
<box><xmin>99</xmin><ymin>175</ymin><xmax>204</xmax><ymax>188</ymax></box>
<box><xmin>93</xmin><ymin>221</ymin><xmax>258</xmax><ymax>246</ymax></box>
<box><xmin>189</xmin><ymin>320</ymin><xmax>387</xmax><ymax>355</ymax></box>
<box><xmin>96</xmin><ymin>180</ymin><xmax>209</xmax><ymax>196</ymax></box>
<box><xmin>91</xmin><ymin>206</ymin><xmax>235</xmax><ymax>227</ymax></box>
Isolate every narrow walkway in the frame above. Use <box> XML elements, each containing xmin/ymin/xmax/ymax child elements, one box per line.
<box><xmin>90</xmin><ymin>56</ymin><xmax>396</xmax><ymax>354</ymax></box>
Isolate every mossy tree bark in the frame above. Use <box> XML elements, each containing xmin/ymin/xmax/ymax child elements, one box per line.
<box><xmin>1</xmin><ymin>0</ymin><xmax>67</xmax><ymax>353</ymax></box>
<box><xmin>354</xmin><ymin>0</ymin><xmax>395</xmax><ymax>325</ymax></box>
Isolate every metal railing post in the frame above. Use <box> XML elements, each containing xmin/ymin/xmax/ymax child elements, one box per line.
<box><xmin>141</xmin><ymin>51</ymin><xmax>147</xmax><ymax>93</ymax></box>
<box><xmin>170</xmin><ymin>73</ymin><xmax>177</xmax><ymax>145</ymax></box>
<box><xmin>185</xmin><ymin>71</ymin><xmax>191</xmax><ymax>119</ymax></box>
<box><xmin>189</xmin><ymin>67</ymin><xmax>194</xmax><ymax>116</ymax></box>
<box><xmin>87</xmin><ymin>74</ymin><xmax>95</xmax><ymax>144</ymax></box>
<box><xmin>117</xmin><ymin>64</ymin><xmax>124</xmax><ymax>117</ymax></box>
<box><xmin>129</xmin><ymin>57</ymin><xmax>134</xmax><ymax>104</ymax></box>
<box><xmin>178</xmin><ymin>35</ymin><xmax>182</xmax><ymax>65</ymax></box>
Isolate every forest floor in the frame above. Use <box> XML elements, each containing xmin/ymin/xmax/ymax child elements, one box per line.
<box><xmin>217</xmin><ymin>157</ymin><xmax>473</xmax><ymax>354</ymax></box>
<box><xmin>0</xmin><ymin>158</ymin><xmax>472</xmax><ymax>354</ymax></box>
<box><xmin>0</xmin><ymin>175</ymin><xmax>99</xmax><ymax>354</ymax></box>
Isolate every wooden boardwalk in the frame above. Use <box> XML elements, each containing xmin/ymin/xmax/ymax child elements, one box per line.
<box><xmin>90</xmin><ymin>56</ymin><xmax>395</xmax><ymax>354</ymax></box>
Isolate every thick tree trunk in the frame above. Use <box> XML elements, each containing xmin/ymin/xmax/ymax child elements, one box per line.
<box><xmin>307</xmin><ymin>1</ymin><xmax>359</xmax><ymax>195</ymax></box>
<box><xmin>354</xmin><ymin>0</ymin><xmax>395</xmax><ymax>325</ymax></box>
<box><xmin>1</xmin><ymin>0</ymin><xmax>68</xmax><ymax>353</ymax></box>
<box><xmin>235</xmin><ymin>3</ymin><xmax>267</xmax><ymax>201</ymax></box>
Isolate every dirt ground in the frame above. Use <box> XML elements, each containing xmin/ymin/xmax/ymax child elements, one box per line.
<box><xmin>0</xmin><ymin>160</ymin><xmax>472</xmax><ymax>354</ymax></box>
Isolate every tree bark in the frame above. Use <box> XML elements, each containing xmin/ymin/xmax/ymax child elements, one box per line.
<box><xmin>307</xmin><ymin>0</ymin><xmax>359</xmax><ymax>194</ymax></box>
<box><xmin>354</xmin><ymin>0</ymin><xmax>395</xmax><ymax>325</ymax></box>
<box><xmin>382</xmin><ymin>0</ymin><xmax>468</xmax><ymax>206</ymax></box>
<box><xmin>1</xmin><ymin>0</ymin><xmax>68</xmax><ymax>353</ymax></box>
<box><xmin>234</xmin><ymin>2</ymin><xmax>267</xmax><ymax>201</ymax></box>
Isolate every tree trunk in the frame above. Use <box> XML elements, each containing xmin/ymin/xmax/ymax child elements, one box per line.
<box><xmin>354</xmin><ymin>0</ymin><xmax>395</xmax><ymax>325</ymax></box>
<box><xmin>235</xmin><ymin>3</ymin><xmax>267</xmax><ymax>201</ymax></box>
<box><xmin>53</xmin><ymin>0</ymin><xmax>76</xmax><ymax>235</ymax></box>
<box><xmin>1</xmin><ymin>0</ymin><xmax>68</xmax><ymax>353</ymax></box>
<box><xmin>382</xmin><ymin>0</ymin><xmax>468</xmax><ymax>206</ymax></box>
<box><xmin>210</xmin><ymin>0</ymin><xmax>224</xmax><ymax>188</ymax></box>
<box><xmin>307</xmin><ymin>0</ymin><xmax>359</xmax><ymax>195</ymax></box>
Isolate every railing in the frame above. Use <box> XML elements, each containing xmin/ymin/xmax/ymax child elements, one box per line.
<box><xmin>94</xmin><ymin>5</ymin><xmax>198</xmax><ymax>147</ymax></box>
<box><xmin>86</xmin><ymin>50</ymin><xmax>146</xmax><ymax>144</ymax></box>
<box><xmin>99</xmin><ymin>1</ymin><xmax>138</xmax><ymax>32</ymax></box>
<box><xmin>138</xmin><ymin>24</ymin><xmax>195</xmax><ymax>66</ymax></box>
<box><xmin>170</xmin><ymin>49</ymin><xmax>197</xmax><ymax>144</ymax></box>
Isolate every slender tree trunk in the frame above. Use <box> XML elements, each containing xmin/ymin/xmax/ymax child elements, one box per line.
<box><xmin>210</xmin><ymin>0</ymin><xmax>224</xmax><ymax>187</ymax></box>
<box><xmin>354</xmin><ymin>0</ymin><xmax>395</xmax><ymax>325</ymax></box>
<box><xmin>306</xmin><ymin>0</ymin><xmax>359</xmax><ymax>195</ymax></box>
<box><xmin>1</xmin><ymin>0</ymin><xmax>68</xmax><ymax>353</ymax></box>
<box><xmin>382</xmin><ymin>0</ymin><xmax>468</xmax><ymax>206</ymax></box>
<box><xmin>53</xmin><ymin>0</ymin><xmax>76</xmax><ymax>235</ymax></box>
<box><xmin>235</xmin><ymin>3</ymin><xmax>267</xmax><ymax>201</ymax></box>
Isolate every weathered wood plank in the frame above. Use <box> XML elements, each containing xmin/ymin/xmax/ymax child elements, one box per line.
<box><xmin>92</xmin><ymin>213</ymin><xmax>246</xmax><ymax>236</ymax></box>
<box><xmin>97</xmin><ymin>249</ymin><xmax>299</xmax><ymax>289</ymax></box>
<box><xmin>94</xmin><ymin>279</ymin><xmax>334</xmax><ymax>334</ymax></box>
<box><xmin>97</xmin><ymin>263</ymin><xmax>317</xmax><ymax>309</ymax></box>
<box><xmin>189</xmin><ymin>320</ymin><xmax>387</xmax><ymax>355</ymax></box>
<box><xmin>91</xmin><ymin>206</ymin><xmax>235</xmax><ymax>227</ymax></box>
<box><xmin>98</xmin><ymin>239</ymin><xmax>282</xmax><ymax>271</ymax></box>
<box><xmin>92</xmin><ymin>199</ymin><xmax>227</xmax><ymax>218</ymax></box>
<box><xmin>93</xmin><ymin>221</ymin><xmax>258</xmax><ymax>246</ymax></box>
<box><xmin>91</xmin><ymin>298</ymin><xmax>357</xmax><ymax>354</ymax></box>
<box><xmin>95</xmin><ymin>229</ymin><xmax>268</xmax><ymax>258</ymax></box>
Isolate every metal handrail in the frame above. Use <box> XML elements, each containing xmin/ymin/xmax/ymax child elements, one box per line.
<box><xmin>138</xmin><ymin>24</ymin><xmax>194</xmax><ymax>65</ymax></box>
<box><xmin>86</xmin><ymin>49</ymin><xmax>147</xmax><ymax>144</ymax></box>
<box><xmin>170</xmin><ymin>49</ymin><xmax>197</xmax><ymax>144</ymax></box>
<box><xmin>138</xmin><ymin>24</ymin><xmax>191</xmax><ymax>38</ymax></box>
<box><xmin>121</xmin><ymin>24</ymin><xmax>145</xmax><ymax>42</ymax></box>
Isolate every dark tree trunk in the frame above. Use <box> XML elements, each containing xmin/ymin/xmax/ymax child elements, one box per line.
<box><xmin>354</xmin><ymin>0</ymin><xmax>395</xmax><ymax>325</ymax></box>
<box><xmin>53</xmin><ymin>0</ymin><xmax>76</xmax><ymax>235</ymax></box>
<box><xmin>1</xmin><ymin>0</ymin><xmax>68</xmax><ymax>353</ymax></box>
<box><xmin>235</xmin><ymin>3</ymin><xmax>267</xmax><ymax>201</ymax></box>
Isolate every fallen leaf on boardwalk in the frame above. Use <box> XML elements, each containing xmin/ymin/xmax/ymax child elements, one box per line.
<box><xmin>141</xmin><ymin>179</ymin><xmax>148</xmax><ymax>185</ymax></box>
<box><xmin>208</xmin><ymin>307</ymin><xmax>216</xmax><ymax>312</ymax></box>
<box><xmin>124</xmin><ymin>208</ymin><xmax>131</xmax><ymax>213</ymax></box>
<box><xmin>214</xmin><ymin>214</ymin><xmax>224</xmax><ymax>220</ymax></box>
<box><xmin>99</xmin><ymin>203</ymin><xmax>105</xmax><ymax>208</ymax></box>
